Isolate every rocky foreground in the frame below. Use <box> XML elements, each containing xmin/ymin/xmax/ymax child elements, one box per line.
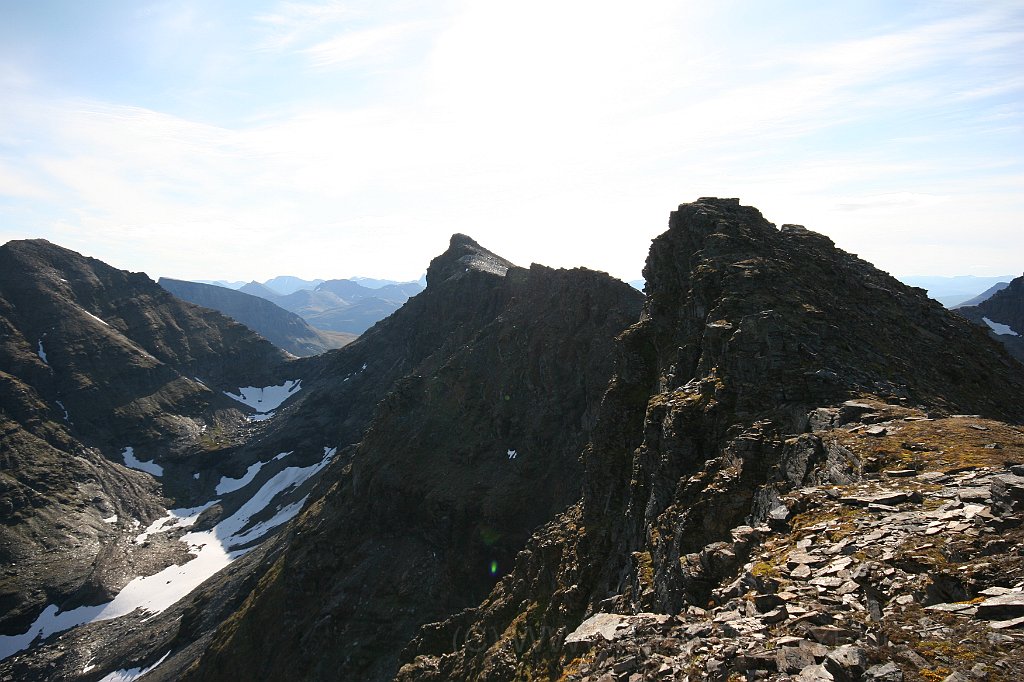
<box><xmin>553</xmin><ymin>402</ymin><xmax>1024</xmax><ymax>681</ymax></box>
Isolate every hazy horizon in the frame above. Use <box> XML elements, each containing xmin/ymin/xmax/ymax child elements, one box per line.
<box><xmin>1</xmin><ymin>1</ymin><xmax>1022</xmax><ymax>282</ymax></box>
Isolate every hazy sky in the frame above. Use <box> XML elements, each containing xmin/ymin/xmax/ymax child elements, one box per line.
<box><xmin>1</xmin><ymin>0</ymin><xmax>1021</xmax><ymax>283</ymax></box>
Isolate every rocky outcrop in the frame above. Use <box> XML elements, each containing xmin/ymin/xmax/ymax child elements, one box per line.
<box><xmin>158</xmin><ymin>278</ymin><xmax>354</xmax><ymax>356</ymax></box>
<box><xmin>396</xmin><ymin>198</ymin><xmax>1024</xmax><ymax>681</ymax></box>
<box><xmin>537</xmin><ymin>407</ymin><xmax>1024</xmax><ymax>681</ymax></box>
<box><xmin>178</xmin><ymin>235</ymin><xmax>643</xmax><ymax>682</ymax></box>
<box><xmin>956</xmin><ymin>274</ymin><xmax>1024</xmax><ymax>363</ymax></box>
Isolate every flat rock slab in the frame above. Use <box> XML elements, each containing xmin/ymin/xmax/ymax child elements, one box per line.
<box><xmin>840</xmin><ymin>491</ymin><xmax>911</xmax><ymax>507</ymax></box>
<box><xmin>564</xmin><ymin>612</ymin><xmax>669</xmax><ymax>645</ymax></box>
<box><xmin>807</xmin><ymin>625</ymin><xmax>858</xmax><ymax>645</ymax></box>
<box><xmin>777</xmin><ymin>646</ymin><xmax>816</xmax><ymax>673</ymax></box>
<box><xmin>863</xmin><ymin>662</ymin><xmax>904</xmax><ymax>681</ymax></box>
<box><xmin>976</xmin><ymin>592</ymin><xmax>1024</xmax><ymax>620</ymax></box>
<box><xmin>926</xmin><ymin>602</ymin><xmax>978</xmax><ymax>616</ymax></box>
<box><xmin>988</xmin><ymin>616</ymin><xmax>1024</xmax><ymax>630</ymax></box>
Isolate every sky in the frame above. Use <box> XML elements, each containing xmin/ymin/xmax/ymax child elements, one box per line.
<box><xmin>0</xmin><ymin>0</ymin><xmax>1022</xmax><ymax>283</ymax></box>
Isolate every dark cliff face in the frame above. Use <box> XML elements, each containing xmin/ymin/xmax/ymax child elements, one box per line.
<box><xmin>0</xmin><ymin>240</ymin><xmax>291</xmax><ymax>641</ymax></box>
<box><xmin>956</xmin><ymin>274</ymin><xmax>1024</xmax><ymax>363</ymax></box>
<box><xmin>180</xmin><ymin>235</ymin><xmax>643</xmax><ymax>682</ymax></box>
<box><xmin>158</xmin><ymin>277</ymin><xmax>355</xmax><ymax>357</ymax></box>
<box><xmin>396</xmin><ymin>199</ymin><xmax>1024</xmax><ymax>681</ymax></box>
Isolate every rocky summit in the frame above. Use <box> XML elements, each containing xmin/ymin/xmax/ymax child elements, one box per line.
<box><xmin>2</xmin><ymin>200</ymin><xmax>1023</xmax><ymax>682</ymax></box>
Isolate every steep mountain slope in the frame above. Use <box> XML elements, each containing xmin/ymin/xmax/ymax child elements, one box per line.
<box><xmin>395</xmin><ymin>198</ymin><xmax>1024</xmax><ymax>681</ymax></box>
<box><xmin>0</xmin><ymin>239</ymin><xmax>290</xmax><ymax>461</ymax></box>
<box><xmin>0</xmin><ymin>239</ymin><xmax>296</xmax><ymax>657</ymax></box>
<box><xmin>157</xmin><ymin>277</ymin><xmax>354</xmax><ymax>356</ymax></box>
<box><xmin>955</xmin><ymin>281</ymin><xmax>1010</xmax><ymax>308</ymax></box>
<box><xmin>956</xmin><ymin>274</ymin><xmax>1024</xmax><ymax>363</ymax></box>
<box><xmin>178</xmin><ymin>235</ymin><xmax>644</xmax><ymax>682</ymax></box>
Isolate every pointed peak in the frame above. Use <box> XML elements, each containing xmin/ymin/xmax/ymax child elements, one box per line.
<box><xmin>426</xmin><ymin>234</ymin><xmax>515</xmax><ymax>287</ymax></box>
<box><xmin>448</xmin><ymin>233</ymin><xmax>481</xmax><ymax>249</ymax></box>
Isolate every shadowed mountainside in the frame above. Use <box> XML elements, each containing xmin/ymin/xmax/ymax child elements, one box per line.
<box><xmin>177</xmin><ymin>235</ymin><xmax>644</xmax><ymax>682</ymax></box>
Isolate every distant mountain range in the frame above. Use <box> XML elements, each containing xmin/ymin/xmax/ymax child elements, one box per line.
<box><xmin>955</xmin><ymin>281</ymin><xmax>1011</xmax><ymax>309</ymax></box>
<box><xmin>157</xmin><ymin>278</ymin><xmax>355</xmax><ymax>357</ymax></box>
<box><xmin>237</xmin><ymin>278</ymin><xmax>424</xmax><ymax>335</ymax></box>
<box><xmin>899</xmin><ymin>274</ymin><xmax>1014</xmax><ymax>307</ymax></box>
<box><xmin>182</xmin><ymin>275</ymin><xmax>426</xmax><ymax>343</ymax></box>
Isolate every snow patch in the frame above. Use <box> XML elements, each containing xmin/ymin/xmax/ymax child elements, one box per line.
<box><xmin>983</xmin><ymin>317</ymin><xmax>1020</xmax><ymax>336</ymax></box>
<box><xmin>98</xmin><ymin>650</ymin><xmax>170</xmax><ymax>682</ymax></box>
<box><xmin>193</xmin><ymin>472</ymin><xmax>200</xmax><ymax>480</ymax></box>
<box><xmin>220</xmin><ymin>447</ymin><xmax>334</xmax><ymax>550</ymax></box>
<box><xmin>78</xmin><ymin>306</ymin><xmax>110</xmax><ymax>327</ymax></box>
<box><xmin>122</xmin><ymin>447</ymin><xmax>163</xmax><ymax>477</ymax></box>
<box><xmin>135</xmin><ymin>501</ymin><xmax>218</xmax><ymax>544</ymax></box>
<box><xmin>215</xmin><ymin>452</ymin><xmax>292</xmax><ymax>495</ymax></box>
<box><xmin>223</xmin><ymin>380</ymin><xmax>301</xmax><ymax>420</ymax></box>
<box><xmin>36</xmin><ymin>340</ymin><xmax>47</xmax><ymax>364</ymax></box>
<box><xmin>0</xmin><ymin>447</ymin><xmax>336</xmax><ymax>661</ymax></box>
<box><xmin>507</xmin><ymin>449</ymin><xmax>518</xmax><ymax>460</ymax></box>
<box><xmin>102</xmin><ymin>515</ymin><xmax>118</xmax><ymax>524</ymax></box>
<box><xmin>56</xmin><ymin>400</ymin><xmax>69</xmax><ymax>422</ymax></box>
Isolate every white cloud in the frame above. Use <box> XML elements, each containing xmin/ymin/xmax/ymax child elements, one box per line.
<box><xmin>302</xmin><ymin>22</ymin><xmax>424</xmax><ymax>69</ymax></box>
<box><xmin>0</xmin><ymin>1</ymin><xmax>1021</xmax><ymax>282</ymax></box>
<box><xmin>253</xmin><ymin>1</ymin><xmax>357</xmax><ymax>52</ymax></box>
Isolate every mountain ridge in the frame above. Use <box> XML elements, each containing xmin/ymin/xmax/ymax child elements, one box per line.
<box><xmin>176</xmin><ymin>234</ymin><xmax>644</xmax><ymax>682</ymax></box>
<box><xmin>394</xmin><ymin>198</ymin><xmax>1024</xmax><ymax>681</ymax></box>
